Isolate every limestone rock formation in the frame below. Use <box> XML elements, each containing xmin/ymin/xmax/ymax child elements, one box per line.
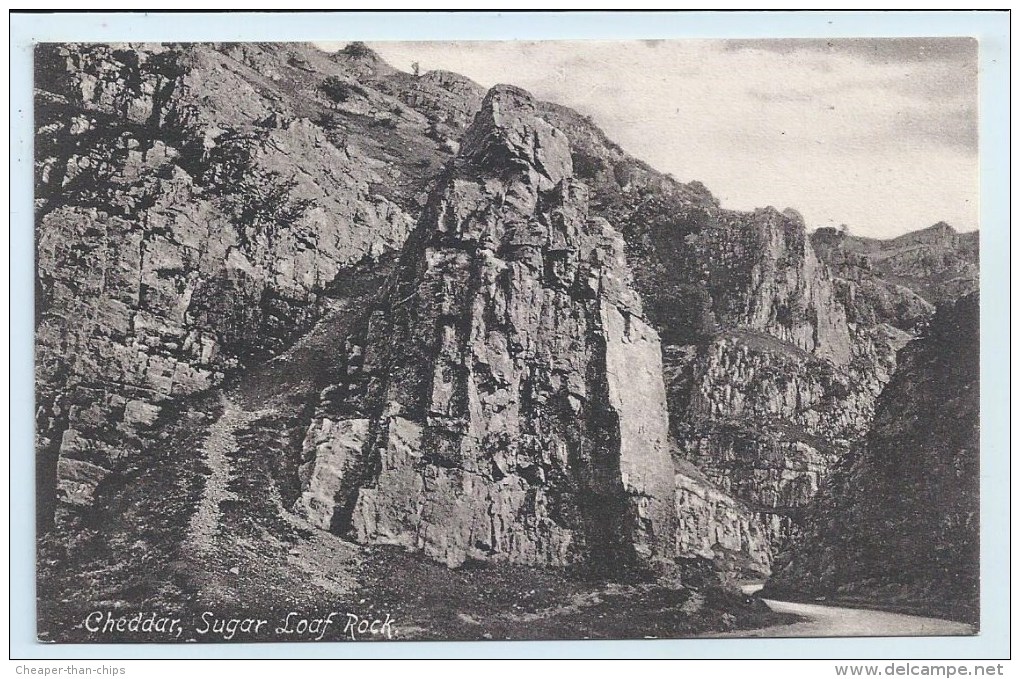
<box><xmin>766</xmin><ymin>292</ymin><xmax>980</xmax><ymax>623</ymax></box>
<box><xmin>665</xmin><ymin>320</ymin><xmax>908</xmax><ymax>549</ymax></box>
<box><xmin>295</xmin><ymin>85</ymin><xmax>677</xmax><ymax>570</ymax></box>
<box><xmin>515</xmin><ymin>106</ymin><xmax>964</xmax><ymax>567</ymax></box>
<box><xmin>606</xmin><ymin>201</ymin><xmax>903</xmax><ymax>556</ymax></box>
<box><xmin>673</xmin><ymin>462</ymin><xmax>770</xmax><ymax>575</ymax></box>
<box><xmin>509</xmin><ymin>110</ymin><xmax>904</xmax><ymax>564</ymax></box>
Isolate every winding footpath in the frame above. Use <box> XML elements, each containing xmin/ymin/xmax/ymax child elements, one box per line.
<box><xmin>704</xmin><ymin>585</ymin><xmax>974</xmax><ymax>638</ymax></box>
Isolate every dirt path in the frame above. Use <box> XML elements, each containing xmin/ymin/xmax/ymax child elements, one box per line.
<box><xmin>174</xmin><ymin>303</ymin><xmax>368</xmax><ymax>611</ymax></box>
<box><xmin>186</xmin><ymin>394</ymin><xmax>271</xmax><ymax>559</ymax></box>
<box><xmin>705</xmin><ymin>585</ymin><xmax>975</xmax><ymax>638</ymax></box>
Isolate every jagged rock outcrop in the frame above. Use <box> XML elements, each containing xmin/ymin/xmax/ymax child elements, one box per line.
<box><xmin>502</xmin><ymin>107</ymin><xmax>903</xmax><ymax>564</ymax></box>
<box><xmin>295</xmin><ymin>85</ymin><xmax>677</xmax><ymax>570</ymax></box>
<box><xmin>389</xmin><ymin>69</ymin><xmax>486</xmax><ymax>131</ymax></box>
<box><xmin>766</xmin><ymin>292</ymin><xmax>980</xmax><ymax>623</ymax></box>
<box><xmin>811</xmin><ymin>222</ymin><xmax>978</xmax><ymax>330</ymax></box>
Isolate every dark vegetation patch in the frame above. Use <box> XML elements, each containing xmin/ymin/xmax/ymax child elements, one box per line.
<box><xmin>319</xmin><ymin>76</ymin><xmax>368</xmax><ymax>104</ymax></box>
<box><xmin>37</xmin><ymin>392</ymin><xmax>224</xmax><ymax>642</ymax></box>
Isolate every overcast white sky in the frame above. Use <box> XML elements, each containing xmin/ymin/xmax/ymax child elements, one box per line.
<box><xmin>317</xmin><ymin>39</ymin><xmax>978</xmax><ymax>239</ymax></box>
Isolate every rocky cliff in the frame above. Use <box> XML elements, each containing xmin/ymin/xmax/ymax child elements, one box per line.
<box><xmin>592</xmin><ymin>197</ymin><xmax>910</xmax><ymax>561</ymax></box>
<box><xmin>295</xmin><ymin>85</ymin><xmax>677</xmax><ymax>571</ymax></box>
<box><xmin>36</xmin><ymin>42</ymin><xmax>976</xmax><ymax>592</ymax></box>
<box><xmin>34</xmin><ymin>42</ymin><xmax>480</xmax><ymax>530</ymax></box>
<box><xmin>811</xmin><ymin>222</ymin><xmax>978</xmax><ymax>331</ymax></box>
<box><xmin>512</xmin><ymin>106</ymin><xmax>908</xmax><ymax>569</ymax></box>
<box><xmin>765</xmin><ymin>293</ymin><xmax>980</xmax><ymax>623</ymax></box>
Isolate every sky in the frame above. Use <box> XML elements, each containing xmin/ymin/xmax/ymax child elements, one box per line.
<box><xmin>317</xmin><ymin>39</ymin><xmax>979</xmax><ymax>239</ymax></box>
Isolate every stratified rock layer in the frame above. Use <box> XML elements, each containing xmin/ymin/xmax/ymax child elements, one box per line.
<box><xmin>295</xmin><ymin>85</ymin><xmax>676</xmax><ymax>570</ymax></box>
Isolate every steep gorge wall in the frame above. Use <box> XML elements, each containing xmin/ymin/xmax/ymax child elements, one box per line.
<box><xmin>766</xmin><ymin>293</ymin><xmax>980</xmax><ymax>623</ymax></box>
<box><xmin>610</xmin><ymin>201</ymin><xmax>909</xmax><ymax>557</ymax></box>
<box><xmin>673</xmin><ymin>464</ymin><xmax>771</xmax><ymax>575</ymax></box>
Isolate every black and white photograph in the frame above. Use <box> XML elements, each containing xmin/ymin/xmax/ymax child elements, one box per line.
<box><xmin>31</xmin><ymin>32</ymin><xmax>985</xmax><ymax>646</ymax></box>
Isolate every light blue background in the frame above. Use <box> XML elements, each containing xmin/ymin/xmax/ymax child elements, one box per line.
<box><xmin>9</xmin><ymin>10</ymin><xmax>1010</xmax><ymax>660</ymax></box>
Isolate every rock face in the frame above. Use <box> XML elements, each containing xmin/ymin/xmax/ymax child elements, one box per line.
<box><xmin>673</xmin><ymin>461</ymin><xmax>770</xmax><ymax>575</ymax></box>
<box><xmin>512</xmin><ymin>108</ymin><xmax>979</xmax><ymax>567</ymax></box>
<box><xmin>607</xmin><ymin>203</ymin><xmax>906</xmax><ymax>557</ymax></box>
<box><xmin>811</xmin><ymin>222</ymin><xmax>978</xmax><ymax>329</ymax></box>
<box><xmin>34</xmin><ymin>42</ymin><xmax>480</xmax><ymax>528</ymax></box>
<box><xmin>294</xmin><ymin>86</ymin><xmax>676</xmax><ymax>570</ymax></box>
<box><xmin>676</xmin><ymin>207</ymin><xmax>853</xmax><ymax>363</ymax></box>
<box><xmin>665</xmin><ymin>324</ymin><xmax>908</xmax><ymax>551</ymax></box>
<box><xmin>518</xmin><ymin>109</ymin><xmax>904</xmax><ymax>567</ymax></box>
<box><xmin>766</xmin><ymin>293</ymin><xmax>980</xmax><ymax>623</ymax></box>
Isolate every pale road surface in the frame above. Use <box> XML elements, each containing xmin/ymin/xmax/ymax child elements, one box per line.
<box><xmin>703</xmin><ymin>584</ymin><xmax>975</xmax><ymax>638</ymax></box>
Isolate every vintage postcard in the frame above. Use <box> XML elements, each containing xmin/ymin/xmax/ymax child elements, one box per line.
<box><xmin>33</xmin><ymin>35</ymin><xmax>983</xmax><ymax>645</ymax></box>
